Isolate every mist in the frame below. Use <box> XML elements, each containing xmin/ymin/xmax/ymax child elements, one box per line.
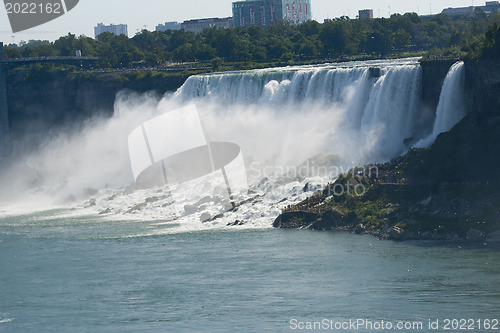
<box><xmin>0</xmin><ymin>59</ymin><xmax>466</xmax><ymax>211</ymax></box>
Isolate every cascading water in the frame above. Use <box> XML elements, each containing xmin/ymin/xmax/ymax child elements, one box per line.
<box><xmin>0</xmin><ymin>59</ymin><xmax>468</xmax><ymax>231</ymax></box>
<box><xmin>175</xmin><ymin>59</ymin><xmax>425</xmax><ymax>165</ymax></box>
<box><xmin>416</xmin><ymin>61</ymin><xmax>466</xmax><ymax>148</ymax></box>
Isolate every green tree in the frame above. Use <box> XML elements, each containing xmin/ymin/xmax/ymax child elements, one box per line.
<box><xmin>211</xmin><ymin>56</ymin><xmax>223</xmax><ymax>70</ymax></box>
<box><xmin>365</xmin><ymin>30</ymin><xmax>392</xmax><ymax>56</ymax></box>
<box><xmin>481</xmin><ymin>23</ymin><xmax>500</xmax><ymax>59</ymax></box>
<box><xmin>3</xmin><ymin>45</ymin><xmax>22</xmax><ymax>58</ymax></box>
<box><xmin>392</xmin><ymin>29</ymin><xmax>412</xmax><ymax>51</ymax></box>
<box><xmin>320</xmin><ymin>21</ymin><xmax>350</xmax><ymax>56</ymax></box>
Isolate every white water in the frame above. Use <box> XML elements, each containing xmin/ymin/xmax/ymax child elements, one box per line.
<box><xmin>0</xmin><ymin>59</ymin><xmax>467</xmax><ymax>233</ymax></box>
<box><xmin>416</xmin><ymin>61</ymin><xmax>467</xmax><ymax>147</ymax></box>
<box><xmin>175</xmin><ymin>59</ymin><xmax>424</xmax><ymax>164</ymax></box>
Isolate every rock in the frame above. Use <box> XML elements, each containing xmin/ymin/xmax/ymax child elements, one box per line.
<box><xmin>125</xmin><ymin>202</ymin><xmax>147</xmax><ymax>214</ymax></box>
<box><xmin>369</xmin><ymin>67</ymin><xmax>382</xmax><ymax>78</ymax></box>
<box><xmin>227</xmin><ymin>220</ymin><xmax>245</xmax><ymax>226</ymax></box>
<box><xmin>355</xmin><ymin>224</ymin><xmax>366</xmax><ymax>234</ymax></box>
<box><xmin>466</xmin><ymin>228</ymin><xmax>485</xmax><ymax>242</ymax></box>
<box><xmin>183</xmin><ymin>204</ymin><xmax>198</xmax><ymax>215</ymax></box>
<box><xmin>273</xmin><ymin>211</ymin><xmax>318</xmax><ymax>229</ymax></box>
<box><xmin>146</xmin><ymin>196</ymin><xmax>163</xmax><ymax>203</ymax></box>
<box><xmin>212</xmin><ymin>213</ymin><xmax>224</xmax><ymax>221</ymax></box>
<box><xmin>195</xmin><ymin>196</ymin><xmax>213</xmax><ymax>207</ymax></box>
<box><xmin>257</xmin><ymin>177</ymin><xmax>269</xmax><ymax>188</ymax></box>
<box><xmin>107</xmin><ymin>194</ymin><xmax>117</xmax><ymax>201</ymax></box>
<box><xmin>84</xmin><ymin>199</ymin><xmax>96</xmax><ymax>208</ymax></box>
<box><xmin>303</xmin><ymin>183</ymin><xmax>322</xmax><ymax>193</ymax></box>
<box><xmin>222</xmin><ymin>201</ymin><xmax>235</xmax><ymax>212</ymax></box>
<box><xmin>313</xmin><ymin>209</ymin><xmax>346</xmax><ymax>230</ymax></box>
<box><xmin>388</xmin><ymin>227</ymin><xmax>407</xmax><ymax>241</ymax></box>
<box><xmin>99</xmin><ymin>208</ymin><xmax>112</xmax><ymax>215</ymax></box>
<box><xmin>400</xmin><ymin>219</ymin><xmax>418</xmax><ymax>226</ymax></box>
<box><xmin>239</xmin><ymin>196</ymin><xmax>259</xmax><ymax>206</ymax></box>
<box><xmin>200</xmin><ymin>212</ymin><xmax>211</xmax><ymax>222</ymax></box>
<box><xmin>213</xmin><ymin>196</ymin><xmax>222</xmax><ymax>205</ymax></box>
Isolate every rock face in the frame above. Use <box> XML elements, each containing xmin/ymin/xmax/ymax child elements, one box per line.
<box><xmin>6</xmin><ymin>69</ymin><xmax>187</xmax><ymax>141</ymax></box>
<box><xmin>273</xmin><ymin>211</ymin><xmax>318</xmax><ymax>229</ymax></box>
<box><xmin>273</xmin><ymin>209</ymin><xmax>347</xmax><ymax>231</ymax></box>
<box><xmin>465</xmin><ymin>60</ymin><xmax>500</xmax><ymax>116</ymax></box>
<box><xmin>388</xmin><ymin>227</ymin><xmax>407</xmax><ymax>241</ymax></box>
<box><xmin>420</xmin><ymin>60</ymin><xmax>458</xmax><ymax>110</ymax></box>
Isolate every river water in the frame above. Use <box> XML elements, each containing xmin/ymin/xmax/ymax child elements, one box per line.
<box><xmin>1</xmin><ymin>210</ymin><xmax>499</xmax><ymax>332</ymax></box>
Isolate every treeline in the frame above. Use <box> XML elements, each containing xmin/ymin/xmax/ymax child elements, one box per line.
<box><xmin>478</xmin><ymin>23</ymin><xmax>500</xmax><ymax>59</ymax></box>
<box><xmin>3</xmin><ymin>10</ymin><xmax>500</xmax><ymax>68</ymax></box>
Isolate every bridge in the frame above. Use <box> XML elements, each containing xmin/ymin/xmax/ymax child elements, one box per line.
<box><xmin>0</xmin><ymin>42</ymin><xmax>99</xmax><ymax>162</ymax></box>
<box><xmin>1</xmin><ymin>55</ymin><xmax>99</xmax><ymax>67</ymax></box>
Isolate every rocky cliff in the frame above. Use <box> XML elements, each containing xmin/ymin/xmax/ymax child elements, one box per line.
<box><xmin>465</xmin><ymin>60</ymin><xmax>500</xmax><ymax>116</ymax></box>
<box><xmin>420</xmin><ymin>59</ymin><xmax>458</xmax><ymax>109</ymax></box>
<box><xmin>6</xmin><ymin>69</ymin><xmax>187</xmax><ymax>142</ymax></box>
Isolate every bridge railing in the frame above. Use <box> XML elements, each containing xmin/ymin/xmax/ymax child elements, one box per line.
<box><xmin>1</xmin><ymin>56</ymin><xmax>99</xmax><ymax>64</ymax></box>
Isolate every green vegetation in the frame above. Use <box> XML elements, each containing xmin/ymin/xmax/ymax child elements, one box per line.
<box><xmin>421</xmin><ymin>10</ymin><xmax>500</xmax><ymax>60</ymax></box>
<box><xmin>3</xmin><ymin>12</ymin><xmax>500</xmax><ymax>69</ymax></box>
<box><xmin>478</xmin><ymin>22</ymin><xmax>500</xmax><ymax>59</ymax></box>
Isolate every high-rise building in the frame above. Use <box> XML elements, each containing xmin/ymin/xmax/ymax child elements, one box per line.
<box><xmin>156</xmin><ymin>22</ymin><xmax>182</xmax><ymax>32</ymax></box>
<box><xmin>94</xmin><ymin>23</ymin><xmax>128</xmax><ymax>39</ymax></box>
<box><xmin>358</xmin><ymin>9</ymin><xmax>374</xmax><ymax>19</ymax></box>
<box><xmin>181</xmin><ymin>17</ymin><xmax>233</xmax><ymax>34</ymax></box>
<box><xmin>232</xmin><ymin>0</ymin><xmax>312</xmax><ymax>28</ymax></box>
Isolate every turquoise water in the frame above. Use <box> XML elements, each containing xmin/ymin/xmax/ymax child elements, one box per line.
<box><xmin>1</xmin><ymin>212</ymin><xmax>499</xmax><ymax>332</ymax></box>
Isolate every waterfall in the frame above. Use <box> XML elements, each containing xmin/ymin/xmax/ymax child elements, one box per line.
<box><xmin>0</xmin><ymin>59</ymin><xmax>465</xmax><ymax>204</ymax></box>
<box><xmin>174</xmin><ymin>59</ymin><xmax>424</xmax><ymax>165</ymax></box>
<box><xmin>415</xmin><ymin>61</ymin><xmax>466</xmax><ymax>148</ymax></box>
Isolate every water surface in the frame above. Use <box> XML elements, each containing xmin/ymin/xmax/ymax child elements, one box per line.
<box><xmin>1</xmin><ymin>212</ymin><xmax>499</xmax><ymax>332</ymax></box>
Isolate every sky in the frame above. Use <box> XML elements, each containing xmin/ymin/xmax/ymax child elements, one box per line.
<box><xmin>0</xmin><ymin>0</ymin><xmax>478</xmax><ymax>45</ymax></box>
